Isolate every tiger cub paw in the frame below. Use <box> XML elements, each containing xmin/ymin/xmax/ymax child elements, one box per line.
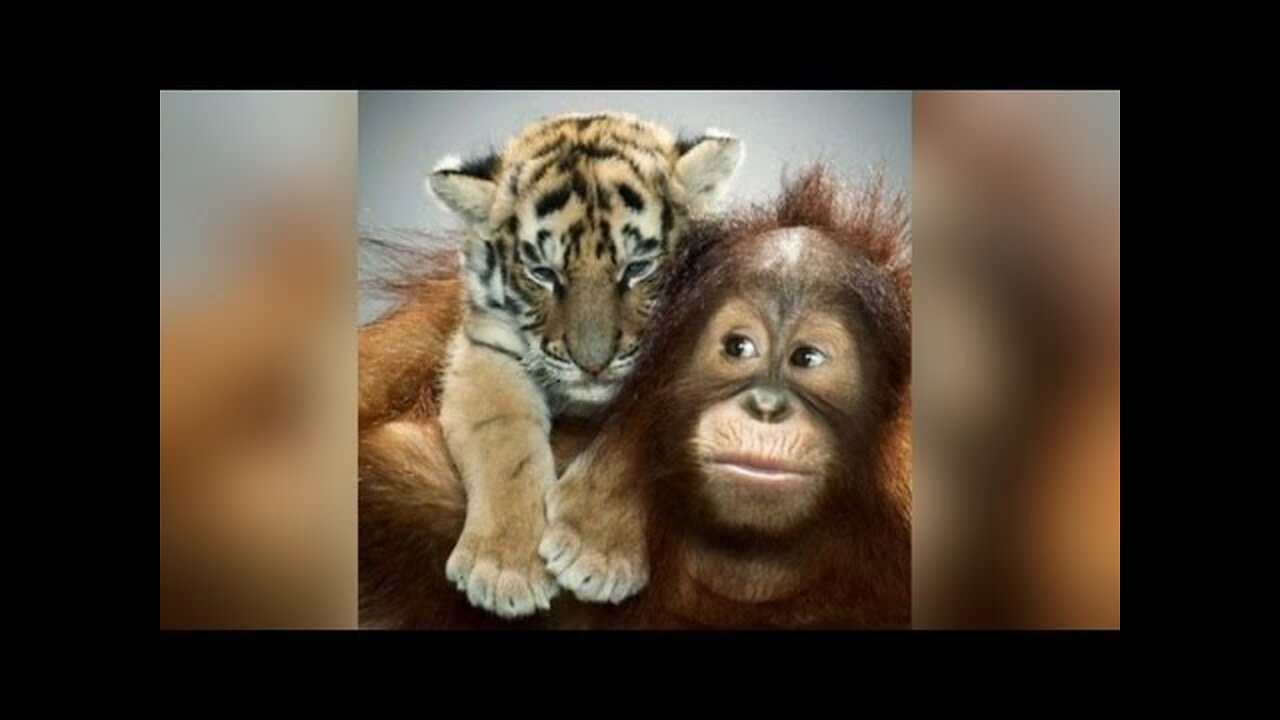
<box><xmin>447</xmin><ymin>524</ymin><xmax>560</xmax><ymax>619</ymax></box>
<box><xmin>539</xmin><ymin>472</ymin><xmax>648</xmax><ymax>604</ymax></box>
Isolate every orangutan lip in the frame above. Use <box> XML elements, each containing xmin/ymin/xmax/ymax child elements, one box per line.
<box><xmin>710</xmin><ymin>456</ymin><xmax>815</xmax><ymax>482</ymax></box>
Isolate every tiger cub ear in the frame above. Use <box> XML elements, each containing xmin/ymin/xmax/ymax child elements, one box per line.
<box><xmin>426</xmin><ymin>152</ymin><xmax>501</xmax><ymax>227</ymax></box>
<box><xmin>674</xmin><ymin>130</ymin><xmax>744</xmax><ymax>213</ymax></box>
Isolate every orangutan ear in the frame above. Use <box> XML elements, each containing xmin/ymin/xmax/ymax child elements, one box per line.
<box><xmin>675</xmin><ymin>130</ymin><xmax>744</xmax><ymax>213</ymax></box>
<box><xmin>425</xmin><ymin>152</ymin><xmax>501</xmax><ymax>228</ymax></box>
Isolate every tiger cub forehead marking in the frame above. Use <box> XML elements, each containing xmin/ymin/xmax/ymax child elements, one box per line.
<box><xmin>492</xmin><ymin>113</ymin><xmax>678</xmax><ymax>272</ymax></box>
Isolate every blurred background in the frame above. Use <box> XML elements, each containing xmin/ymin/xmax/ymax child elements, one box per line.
<box><xmin>159</xmin><ymin>91</ymin><xmax>358</xmax><ymax>627</ymax></box>
<box><xmin>913</xmin><ymin>91</ymin><xmax>1120</xmax><ymax>628</ymax></box>
<box><xmin>159</xmin><ymin>90</ymin><xmax>1119</xmax><ymax>629</ymax></box>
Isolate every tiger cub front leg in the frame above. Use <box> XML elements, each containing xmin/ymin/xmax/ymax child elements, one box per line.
<box><xmin>439</xmin><ymin>334</ymin><xmax>560</xmax><ymax>619</ymax></box>
<box><xmin>540</xmin><ymin>422</ymin><xmax>649</xmax><ymax>605</ymax></box>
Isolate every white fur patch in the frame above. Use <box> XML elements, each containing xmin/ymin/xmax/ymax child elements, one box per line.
<box><xmin>427</xmin><ymin>166</ymin><xmax>497</xmax><ymax>227</ymax></box>
<box><xmin>467</xmin><ymin>313</ymin><xmax>528</xmax><ymax>357</ymax></box>
<box><xmin>758</xmin><ymin>227</ymin><xmax>821</xmax><ymax>272</ymax></box>
<box><xmin>562</xmin><ymin>381</ymin><xmax>620</xmax><ymax>405</ymax></box>
<box><xmin>424</xmin><ymin>175</ymin><xmax>458</xmax><ymax>215</ymax></box>
<box><xmin>675</xmin><ymin>134</ymin><xmax>745</xmax><ymax>212</ymax></box>
<box><xmin>432</xmin><ymin>154</ymin><xmax>463</xmax><ymax>173</ymax></box>
<box><xmin>775</xmin><ymin>231</ymin><xmax>805</xmax><ymax>267</ymax></box>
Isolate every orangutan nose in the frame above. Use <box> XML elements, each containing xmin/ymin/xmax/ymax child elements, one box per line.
<box><xmin>741</xmin><ymin>386</ymin><xmax>793</xmax><ymax>423</ymax></box>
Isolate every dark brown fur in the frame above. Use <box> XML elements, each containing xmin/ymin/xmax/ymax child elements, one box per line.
<box><xmin>358</xmin><ymin>166</ymin><xmax>911</xmax><ymax>628</ymax></box>
<box><xmin>588</xmin><ymin>165</ymin><xmax>911</xmax><ymax>627</ymax></box>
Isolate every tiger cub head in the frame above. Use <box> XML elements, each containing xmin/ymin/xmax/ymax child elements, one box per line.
<box><xmin>428</xmin><ymin>112</ymin><xmax>743</xmax><ymax>412</ymax></box>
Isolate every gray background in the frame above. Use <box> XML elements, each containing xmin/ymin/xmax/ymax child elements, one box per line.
<box><xmin>358</xmin><ymin>91</ymin><xmax>910</xmax><ymax>323</ymax></box>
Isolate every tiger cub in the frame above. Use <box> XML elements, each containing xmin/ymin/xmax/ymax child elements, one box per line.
<box><xmin>427</xmin><ymin>112</ymin><xmax>743</xmax><ymax>617</ymax></box>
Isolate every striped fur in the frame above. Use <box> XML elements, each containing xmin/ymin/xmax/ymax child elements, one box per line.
<box><xmin>432</xmin><ymin>112</ymin><xmax>742</xmax><ymax>413</ymax></box>
<box><xmin>427</xmin><ymin>112</ymin><xmax>743</xmax><ymax>617</ymax></box>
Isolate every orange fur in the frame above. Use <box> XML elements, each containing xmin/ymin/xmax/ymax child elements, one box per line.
<box><xmin>359</xmin><ymin>165</ymin><xmax>911</xmax><ymax>628</ymax></box>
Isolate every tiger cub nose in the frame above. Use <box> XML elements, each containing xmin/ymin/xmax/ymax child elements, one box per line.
<box><xmin>566</xmin><ymin>334</ymin><xmax>616</xmax><ymax>376</ymax></box>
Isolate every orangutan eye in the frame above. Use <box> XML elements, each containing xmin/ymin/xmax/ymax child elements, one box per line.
<box><xmin>622</xmin><ymin>260</ymin><xmax>655</xmax><ymax>283</ymax></box>
<box><xmin>527</xmin><ymin>266</ymin><xmax>559</xmax><ymax>286</ymax></box>
<box><xmin>790</xmin><ymin>346</ymin><xmax>826</xmax><ymax>368</ymax></box>
<box><xmin>723</xmin><ymin>334</ymin><xmax>759</xmax><ymax>359</ymax></box>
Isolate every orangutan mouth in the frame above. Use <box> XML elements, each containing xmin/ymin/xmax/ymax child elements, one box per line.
<box><xmin>708</xmin><ymin>454</ymin><xmax>817</xmax><ymax>484</ymax></box>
